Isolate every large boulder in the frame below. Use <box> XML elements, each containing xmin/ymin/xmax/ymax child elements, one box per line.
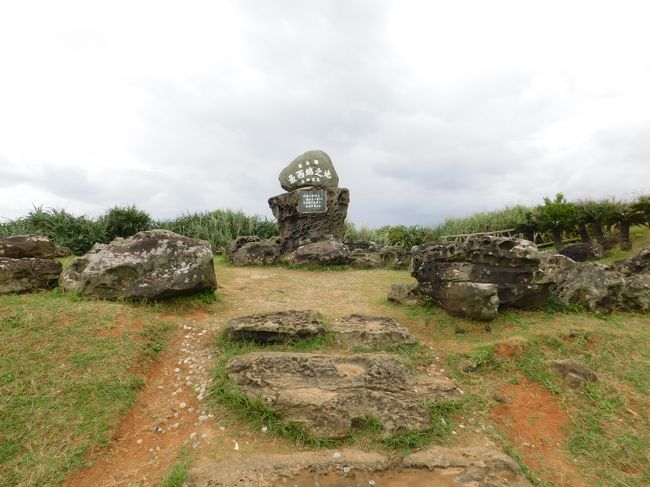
<box><xmin>269</xmin><ymin>187</ymin><xmax>349</xmax><ymax>253</ymax></box>
<box><xmin>286</xmin><ymin>236</ymin><xmax>351</xmax><ymax>266</ymax></box>
<box><xmin>225</xmin><ymin>236</ymin><xmax>260</xmax><ymax>258</ymax></box>
<box><xmin>0</xmin><ymin>235</ymin><xmax>56</xmax><ymax>259</ymax></box>
<box><xmin>387</xmin><ymin>283</ymin><xmax>422</xmax><ymax>306</ymax></box>
<box><xmin>278</xmin><ymin>149</ymin><xmax>339</xmax><ymax>192</ymax></box>
<box><xmin>411</xmin><ymin>237</ymin><xmax>548</xmax><ymax>319</ymax></box>
<box><xmin>379</xmin><ymin>245</ymin><xmax>413</xmax><ymax>268</ymax></box>
<box><xmin>0</xmin><ymin>257</ymin><xmax>62</xmax><ymax>294</ymax></box>
<box><xmin>229</xmin><ymin>238</ymin><xmax>281</xmax><ymax>266</ymax></box>
<box><xmin>226</xmin><ymin>310</ymin><xmax>325</xmax><ymax>343</ymax></box>
<box><xmin>59</xmin><ymin>229</ymin><xmax>217</xmax><ymax>300</ymax></box>
<box><xmin>227</xmin><ymin>352</ymin><xmax>460</xmax><ymax>439</ymax></box>
<box><xmin>611</xmin><ymin>248</ymin><xmax>650</xmax><ymax>275</ymax></box>
<box><xmin>558</xmin><ymin>242</ymin><xmax>603</xmax><ymax>262</ymax></box>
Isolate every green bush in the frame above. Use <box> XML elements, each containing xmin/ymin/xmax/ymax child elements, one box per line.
<box><xmin>101</xmin><ymin>205</ymin><xmax>152</xmax><ymax>241</ymax></box>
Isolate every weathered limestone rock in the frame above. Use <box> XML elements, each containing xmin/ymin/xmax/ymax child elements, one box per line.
<box><xmin>60</xmin><ymin>229</ymin><xmax>217</xmax><ymax>299</ymax></box>
<box><xmin>411</xmin><ymin>237</ymin><xmax>549</xmax><ymax>319</ymax></box>
<box><xmin>551</xmin><ymin>359</ymin><xmax>598</xmax><ymax>388</ymax></box>
<box><xmin>54</xmin><ymin>244</ymin><xmax>73</xmax><ymax>257</ymax></box>
<box><xmin>611</xmin><ymin>248</ymin><xmax>650</xmax><ymax>275</ymax></box>
<box><xmin>227</xmin><ymin>352</ymin><xmax>460</xmax><ymax>439</ymax></box>
<box><xmin>332</xmin><ymin>314</ymin><xmax>417</xmax><ymax>347</ymax></box>
<box><xmin>226</xmin><ymin>310</ymin><xmax>325</xmax><ymax>343</ymax></box>
<box><xmin>279</xmin><ymin>150</ymin><xmax>339</xmax><ymax>191</ymax></box>
<box><xmin>186</xmin><ymin>449</ymin><xmax>390</xmax><ymax>487</ymax></box>
<box><xmin>403</xmin><ymin>445</ymin><xmax>532</xmax><ymax>487</ymax></box>
<box><xmin>620</xmin><ymin>273</ymin><xmax>650</xmax><ymax>311</ymax></box>
<box><xmin>225</xmin><ymin>236</ymin><xmax>260</xmax><ymax>258</ymax></box>
<box><xmin>0</xmin><ymin>257</ymin><xmax>62</xmax><ymax>294</ymax></box>
<box><xmin>229</xmin><ymin>238</ymin><xmax>281</xmax><ymax>266</ymax></box>
<box><xmin>269</xmin><ymin>187</ymin><xmax>349</xmax><ymax>253</ymax></box>
<box><xmin>186</xmin><ymin>446</ymin><xmax>530</xmax><ymax>487</ymax></box>
<box><xmin>387</xmin><ymin>282</ymin><xmax>422</xmax><ymax>306</ymax></box>
<box><xmin>343</xmin><ymin>240</ymin><xmax>381</xmax><ymax>252</ymax></box>
<box><xmin>0</xmin><ymin>235</ymin><xmax>56</xmax><ymax>259</ymax></box>
<box><xmin>286</xmin><ymin>236</ymin><xmax>351</xmax><ymax>266</ymax></box>
<box><xmin>349</xmin><ymin>248</ymin><xmax>383</xmax><ymax>268</ymax></box>
<box><xmin>558</xmin><ymin>242</ymin><xmax>603</xmax><ymax>262</ymax></box>
<box><xmin>379</xmin><ymin>245</ymin><xmax>413</xmax><ymax>268</ymax></box>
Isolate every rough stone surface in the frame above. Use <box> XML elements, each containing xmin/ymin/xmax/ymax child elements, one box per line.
<box><xmin>225</xmin><ymin>236</ymin><xmax>260</xmax><ymax>258</ymax></box>
<box><xmin>387</xmin><ymin>282</ymin><xmax>422</xmax><ymax>306</ymax></box>
<box><xmin>379</xmin><ymin>245</ymin><xmax>413</xmax><ymax>268</ymax></box>
<box><xmin>411</xmin><ymin>237</ymin><xmax>549</xmax><ymax>319</ymax></box>
<box><xmin>278</xmin><ymin>150</ymin><xmax>339</xmax><ymax>192</ymax></box>
<box><xmin>226</xmin><ymin>310</ymin><xmax>325</xmax><ymax>343</ymax></box>
<box><xmin>551</xmin><ymin>359</ymin><xmax>598</xmax><ymax>388</ymax></box>
<box><xmin>403</xmin><ymin>445</ymin><xmax>532</xmax><ymax>487</ymax></box>
<box><xmin>186</xmin><ymin>449</ymin><xmax>390</xmax><ymax>487</ymax></box>
<box><xmin>286</xmin><ymin>236</ymin><xmax>351</xmax><ymax>266</ymax></box>
<box><xmin>611</xmin><ymin>248</ymin><xmax>650</xmax><ymax>276</ymax></box>
<box><xmin>332</xmin><ymin>314</ymin><xmax>417</xmax><ymax>347</ymax></box>
<box><xmin>349</xmin><ymin>248</ymin><xmax>383</xmax><ymax>268</ymax></box>
<box><xmin>620</xmin><ymin>273</ymin><xmax>650</xmax><ymax>311</ymax></box>
<box><xmin>344</xmin><ymin>240</ymin><xmax>381</xmax><ymax>252</ymax></box>
<box><xmin>269</xmin><ymin>187</ymin><xmax>349</xmax><ymax>253</ymax></box>
<box><xmin>0</xmin><ymin>257</ymin><xmax>62</xmax><ymax>294</ymax></box>
<box><xmin>0</xmin><ymin>235</ymin><xmax>56</xmax><ymax>259</ymax></box>
<box><xmin>229</xmin><ymin>238</ymin><xmax>281</xmax><ymax>266</ymax></box>
<box><xmin>558</xmin><ymin>242</ymin><xmax>603</xmax><ymax>262</ymax></box>
<box><xmin>54</xmin><ymin>244</ymin><xmax>73</xmax><ymax>257</ymax></box>
<box><xmin>59</xmin><ymin>229</ymin><xmax>217</xmax><ymax>299</ymax></box>
<box><xmin>227</xmin><ymin>352</ymin><xmax>460</xmax><ymax>439</ymax></box>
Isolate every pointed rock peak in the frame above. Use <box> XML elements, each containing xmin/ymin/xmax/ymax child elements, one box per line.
<box><xmin>279</xmin><ymin>150</ymin><xmax>339</xmax><ymax>191</ymax></box>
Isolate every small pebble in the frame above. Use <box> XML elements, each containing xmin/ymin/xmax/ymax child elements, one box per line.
<box><xmin>136</xmin><ymin>438</ymin><xmax>143</xmax><ymax>445</ymax></box>
<box><xmin>179</xmin><ymin>402</ymin><xmax>187</xmax><ymax>409</ymax></box>
<box><xmin>234</xmin><ymin>441</ymin><xmax>240</xmax><ymax>451</ymax></box>
<box><xmin>332</xmin><ymin>452</ymin><xmax>342</xmax><ymax>460</ymax></box>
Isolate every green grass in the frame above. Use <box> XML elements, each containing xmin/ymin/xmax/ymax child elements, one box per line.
<box><xmin>0</xmin><ymin>290</ymin><xmax>174</xmax><ymax>486</ymax></box>
<box><xmin>159</xmin><ymin>448</ymin><xmax>193</xmax><ymax>487</ymax></box>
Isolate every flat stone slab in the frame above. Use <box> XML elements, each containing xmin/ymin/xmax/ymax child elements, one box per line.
<box><xmin>227</xmin><ymin>352</ymin><xmax>460</xmax><ymax>439</ymax></box>
<box><xmin>185</xmin><ymin>446</ymin><xmax>531</xmax><ymax>487</ymax></box>
<box><xmin>332</xmin><ymin>314</ymin><xmax>417</xmax><ymax>347</ymax></box>
<box><xmin>225</xmin><ymin>310</ymin><xmax>326</xmax><ymax>343</ymax></box>
<box><xmin>0</xmin><ymin>235</ymin><xmax>56</xmax><ymax>259</ymax></box>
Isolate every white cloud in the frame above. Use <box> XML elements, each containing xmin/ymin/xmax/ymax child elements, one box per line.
<box><xmin>1</xmin><ymin>0</ymin><xmax>649</xmax><ymax>226</ymax></box>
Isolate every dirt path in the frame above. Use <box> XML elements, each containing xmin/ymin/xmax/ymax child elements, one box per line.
<box><xmin>63</xmin><ymin>265</ymin><xmax>412</xmax><ymax>486</ymax></box>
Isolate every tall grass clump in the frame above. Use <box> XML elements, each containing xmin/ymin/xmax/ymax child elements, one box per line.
<box><xmin>155</xmin><ymin>209</ymin><xmax>277</xmax><ymax>252</ymax></box>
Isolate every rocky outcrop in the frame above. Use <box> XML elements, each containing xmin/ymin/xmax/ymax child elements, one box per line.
<box><xmin>278</xmin><ymin>149</ymin><xmax>339</xmax><ymax>191</ymax></box>
<box><xmin>558</xmin><ymin>243</ymin><xmax>603</xmax><ymax>262</ymax></box>
<box><xmin>60</xmin><ymin>229</ymin><xmax>217</xmax><ymax>300</ymax></box>
<box><xmin>611</xmin><ymin>248</ymin><xmax>650</xmax><ymax>275</ymax></box>
<box><xmin>551</xmin><ymin>359</ymin><xmax>598</xmax><ymax>388</ymax></box>
<box><xmin>225</xmin><ymin>236</ymin><xmax>260</xmax><ymax>258</ymax></box>
<box><xmin>186</xmin><ymin>446</ymin><xmax>531</xmax><ymax>487</ymax></box>
<box><xmin>228</xmin><ymin>238</ymin><xmax>281</xmax><ymax>266</ymax></box>
<box><xmin>0</xmin><ymin>257</ymin><xmax>62</xmax><ymax>294</ymax></box>
<box><xmin>403</xmin><ymin>445</ymin><xmax>532</xmax><ymax>487</ymax></box>
<box><xmin>286</xmin><ymin>236</ymin><xmax>351</xmax><ymax>266</ymax></box>
<box><xmin>387</xmin><ymin>283</ymin><xmax>422</xmax><ymax>306</ymax></box>
<box><xmin>227</xmin><ymin>352</ymin><xmax>460</xmax><ymax>439</ymax></box>
<box><xmin>269</xmin><ymin>187</ymin><xmax>350</xmax><ymax>253</ymax></box>
<box><xmin>410</xmin><ymin>237</ymin><xmax>548</xmax><ymax>320</ymax></box>
<box><xmin>0</xmin><ymin>235</ymin><xmax>56</xmax><ymax>259</ymax></box>
<box><xmin>226</xmin><ymin>310</ymin><xmax>325</xmax><ymax>343</ymax></box>
<box><xmin>332</xmin><ymin>314</ymin><xmax>417</xmax><ymax>347</ymax></box>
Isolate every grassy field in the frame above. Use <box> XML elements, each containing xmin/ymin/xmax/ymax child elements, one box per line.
<box><xmin>0</xmin><ymin>286</ymin><xmax>208</xmax><ymax>486</ymax></box>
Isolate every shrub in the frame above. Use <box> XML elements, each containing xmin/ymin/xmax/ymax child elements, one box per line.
<box><xmin>101</xmin><ymin>205</ymin><xmax>152</xmax><ymax>241</ymax></box>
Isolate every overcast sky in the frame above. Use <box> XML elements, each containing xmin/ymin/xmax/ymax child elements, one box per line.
<box><xmin>1</xmin><ymin>1</ymin><xmax>649</xmax><ymax>227</ymax></box>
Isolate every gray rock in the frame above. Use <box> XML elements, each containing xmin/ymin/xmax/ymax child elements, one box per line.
<box><xmin>229</xmin><ymin>239</ymin><xmax>281</xmax><ymax>266</ymax></box>
<box><xmin>379</xmin><ymin>245</ymin><xmax>412</xmax><ymax>268</ymax></box>
<box><xmin>278</xmin><ymin>150</ymin><xmax>339</xmax><ymax>192</ymax></box>
<box><xmin>53</xmin><ymin>244</ymin><xmax>73</xmax><ymax>257</ymax></box>
<box><xmin>349</xmin><ymin>248</ymin><xmax>383</xmax><ymax>268</ymax></box>
<box><xmin>226</xmin><ymin>310</ymin><xmax>326</xmax><ymax>343</ymax></box>
<box><xmin>387</xmin><ymin>283</ymin><xmax>422</xmax><ymax>306</ymax></box>
<box><xmin>286</xmin><ymin>236</ymin><xmax>351</xmax><ymax>266</ymax></box>
<box><xmin>227</xmin><ymin>352</ymin><xmax>460</xmax><ymax>439</ymax></box>
<box><xmin>59</xmin><ymin>229</ymin><xmax>217</xmax><ymax>300</ymax></box>
<box><xmin>225</xmin><ymin>236</ymin><xmax>260</xmax><ymax>259</ymax></box>
<box><xmin>269</xmin><ymin>187</ymin><xmax>349</xmax><ymax>253</ymax></box>
<box><xmin>403</xmin><ymin>445</ymin><xmax>532</xmax><ymax>487</ymax></box>
<box><xmin>611</xmin><ymin>248</ymin><xmax>650</xmax><ymax>276</ymax></box>
<box><xmin>558</xmin><ymin>243</ymin><xmax>603</xmax><ymax>262</ymax></box>
<box><xmin>551</xmin><ymin>359</ymin><xmax>598</xmax><ymax>388</ymax></box>
<box><xmin>411</xmin><ymin>237</ymin><xmax>549</xmax><ymax>319</ymax></box>
<box><xmin>0</xmin><ymin>235</ymin><xmax>56</xmax><ymax>259</ymax></box>
<box><xmin>620</xmin><ymin>273</ymin><xmax>650</xmax><ymax>311</ymax></box>
<box><xmin>332</xmin><ymin>314</ymin><xmax>417</xmax><ymax>347</ymax></box>
<box><xmin>344</xmin><ymin>240</ymin><xmax>381</xmax><ymax>251</ymax></box>
<box><xmin>0</xmin><ymin>257</ymin><xmax>62</xmax><ymax>294</ymax></box>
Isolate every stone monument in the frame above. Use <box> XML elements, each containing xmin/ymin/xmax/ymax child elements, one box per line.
<box><xmin>269</xmin><ymin>150</ymin><xmax>350</xmax><ymax>254</ymax></box>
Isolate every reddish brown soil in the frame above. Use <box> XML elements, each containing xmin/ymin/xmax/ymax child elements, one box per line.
<box><xmin>491</xmin><ymin>376</ymin><xmax>588</xmax><ymax>487</ymax></box>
